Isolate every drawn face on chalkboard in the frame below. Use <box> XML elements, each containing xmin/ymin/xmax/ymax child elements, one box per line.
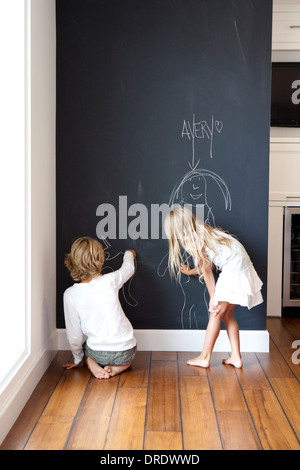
<box><xmin>181</xmin><ymin>174</ymin><xmax>207</xmax><ymax>205</ymax></box>
<box><xmin>168</xmin><ymin>169</ymin><xmax>231</xmax><ymax>210</ymax></box>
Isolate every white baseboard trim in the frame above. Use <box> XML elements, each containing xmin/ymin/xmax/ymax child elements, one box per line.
<box><xmin>57</xmin><ymin>328</ymin><xmax>269</xmax><ymax>353</ymax></box>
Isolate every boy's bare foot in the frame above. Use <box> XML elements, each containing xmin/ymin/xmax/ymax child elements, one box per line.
<box><xmin>104</xmin><ymin>363</ymin><xmax>131</xmax><ymax>377</ymax></box>
<box><xmin>222</xmin><ymin>356</ymin><xmax>243</xmax><ymax>369</ymax></box>
<box><xmin>86</xmin><ymin>356</ymin><xmax>110</xmax><ymax>379</ymax></box>
<box><xmin>187</xmin><ymin>355</ymin><xmax>210</xmax><ymax>368</ymax></box>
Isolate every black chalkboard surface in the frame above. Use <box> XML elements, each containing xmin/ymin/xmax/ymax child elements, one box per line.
<box><xmin>56</xmin><ymin>0</ymin><xmax>272</xmax><ymax>331</ymax></box>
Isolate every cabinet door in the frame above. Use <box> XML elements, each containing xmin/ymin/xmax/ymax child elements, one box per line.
<box><xmin>267</xmin><ymin>206</ymin><xmax>284</xmax><ymax>317</ymax></box>
<box><xmin>269</xmin><ymin>143</ymin><xmax>300</xmax><ymax>201</ymax></box>
<box><xmin>273</xmin><ymin>4</ymin><xmax>300</xmax><ymax>49</ymax></box>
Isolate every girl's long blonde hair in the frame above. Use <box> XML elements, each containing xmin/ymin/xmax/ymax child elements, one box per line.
<box><xmin>164</xmin><ymin>205</ymin><xmax>232</xmax><ymax>282</ymax></box>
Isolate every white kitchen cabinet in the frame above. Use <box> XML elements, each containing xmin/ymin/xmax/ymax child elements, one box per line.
<box><xmin>273</xmin><ymin>0</ymin><xmax>300</xmax><ymax>50</ymax></box>
<box><xmin>267</xmin><ymin>138</ymin><xmax>300</xmax><ymax>316</ymax></box>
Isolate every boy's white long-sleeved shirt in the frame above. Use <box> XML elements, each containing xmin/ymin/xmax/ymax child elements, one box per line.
<box><xmin>63</xmin><ymin>251</ymin><xmax>136</xmax><ymax>364</ymax></box>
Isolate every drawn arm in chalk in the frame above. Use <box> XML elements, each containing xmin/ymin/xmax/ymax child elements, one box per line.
<box><xmin>157</xmin><ymin>250</ymin><xmax>195</xmax><ymax>278</ymax></box>
<box><xmin>101</xmin><ymin>238</ymin><xmax>138</xmax><ymax>307</ymax></box>
<box><xmin>157</xmin><ymin>251</ymin><xmax>169</xmax><ymax>277</ymax></box>
<box><xmin>157</xmin><ymin>246</ymin><xmax>200</xmax><ymax>328</ymax></box>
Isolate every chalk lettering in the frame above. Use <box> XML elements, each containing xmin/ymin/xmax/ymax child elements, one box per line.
<box><xmin>182</xmin><ymin>114</ymin><xmax>223</xmax><ymax>167</ymax></box>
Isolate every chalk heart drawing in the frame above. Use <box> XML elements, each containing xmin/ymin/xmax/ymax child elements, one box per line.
<box><xmin>215</xmin><ymin>120</ymin><xmax>223</xmax><ymax>133</ymax></box>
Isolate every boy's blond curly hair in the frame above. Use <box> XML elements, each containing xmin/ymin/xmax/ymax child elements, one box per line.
<box><xmin>64</xmin><ymin>237</ymin><xmax>105</xmax><ymax>281</ymax></box>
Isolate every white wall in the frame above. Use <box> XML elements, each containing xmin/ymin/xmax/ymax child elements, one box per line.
<box><xmin>0</xmin><ymin>0</ymin><xmax>56</xmax><ymax>444</ymax></box>
<box><xmin>30</xmin><ymin>0</ymin><xmax>56</xmax><ymax>359</ymax></box>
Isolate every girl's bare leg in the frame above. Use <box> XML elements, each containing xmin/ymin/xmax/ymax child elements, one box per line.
<box><xmin>187</xmin><ymin>314</ymin><xmax>222</xmax><ymax>368</ymax></box>
<box><xmin>222</xmin><ymin>305</ymin><xmax>243</xmax><ymax>368</ymax></box>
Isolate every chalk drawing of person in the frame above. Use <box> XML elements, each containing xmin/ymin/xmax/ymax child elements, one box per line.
<box><xmin>157</xmin><ymin>168</ymin><xmax>231</xmax><ymax>328</ymax></box>
<box><xmin>168</xmin><ymin>168</ymin><xmax>231</xmax><ymax>224</ymax></box>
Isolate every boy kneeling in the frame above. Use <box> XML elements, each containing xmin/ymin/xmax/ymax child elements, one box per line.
<box><xmin>63</xmin><ymin>237</ymin><xmax>136</xmax><ymax>379</ymax></box>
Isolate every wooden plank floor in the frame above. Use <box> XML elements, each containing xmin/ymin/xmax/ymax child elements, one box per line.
<box><xmin>1</xmin><ymin>317</ymin><xmax>300</xmax><ymax>451</ymax></box>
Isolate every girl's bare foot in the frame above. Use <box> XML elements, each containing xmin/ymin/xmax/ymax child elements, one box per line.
<box><xmin>187</xmin><ymin>355</ymin><xmax>210</xmax><ymax>368</ymax></box>
<box><xmin>86</xmin><ymin>356</ymin><xmax>110</xmax><ymax>379</ymax></box>
<box><xmin>104</xmin><ymin>363</ymin><xmax>131</xmax><ymax>377</ymax></box>
<box><xmin>222</xmin><ymin>355</ymin><xmax>243</xmax><ymax>369</ymax></box>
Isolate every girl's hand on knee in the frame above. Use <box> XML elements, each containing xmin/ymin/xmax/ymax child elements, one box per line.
<box><xmin>209</xmin><ymin>305</ymin><xmax>220</xmax><ymax>316</ymax></box>
<box><xmin>209</xmin><ymin>298</ymin><xmax>219</xmax><ymax>316</ymax></box>
<box><xmin>211</xmin><ymin>301</ymin><xmax>229</xmax><ymax>318</ymax></box>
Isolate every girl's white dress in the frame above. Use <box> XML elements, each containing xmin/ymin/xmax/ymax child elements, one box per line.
<box><xmin>205</xmin><ymin>231</ymin><xmax>263</xmax><ymax>309</ymax></box>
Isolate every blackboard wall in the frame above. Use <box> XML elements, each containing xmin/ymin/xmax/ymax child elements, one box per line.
<box><xmin>56</xmin><ymin>0</ymin><xmax>272</xmax><ymax>331</ymax></box>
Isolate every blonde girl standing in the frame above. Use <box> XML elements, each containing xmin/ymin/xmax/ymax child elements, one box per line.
<box><xmin>164</xmin><ymin>206</ymin><xmax>263</xmax><ymax>368</ymax></box>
